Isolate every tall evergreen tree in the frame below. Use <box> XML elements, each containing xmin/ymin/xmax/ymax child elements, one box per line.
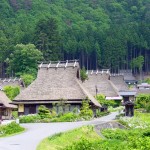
<box><xmin>34</xmin><ymin>17</ymin><xmax>62</xmax><ymax>61</ymax></box>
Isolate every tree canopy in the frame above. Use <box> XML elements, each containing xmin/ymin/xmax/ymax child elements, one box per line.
<box><xmin>0</xmin><ymin>0</ymin><xmax>150</xmax><ymax>77</ymax></box>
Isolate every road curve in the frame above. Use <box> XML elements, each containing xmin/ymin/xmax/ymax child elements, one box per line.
<box><xmin>0</xmin><ymin>112</ymin><xmax>118</xmax><ymax>150</ymax></box>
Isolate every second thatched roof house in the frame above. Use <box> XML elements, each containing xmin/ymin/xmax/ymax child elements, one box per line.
<box><xmin>13</xmin><ymin>60</ymin><xmax>101</xmax><ymax>115</ymax></box>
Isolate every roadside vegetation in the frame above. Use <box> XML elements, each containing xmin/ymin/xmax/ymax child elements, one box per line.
<box><xmin>19</xmin><ymin>95</ymin><xmax>119</xmax><ymax>123</ymax></box>
<box><xmin>37</xmin><ymin>112</ymin><xmax>150</xmax><ymax>150</ymax></box>
<box><xmin>0</xmin><ymin>122</ymin><xmax>25</xmax><ymax>137</ymax></box>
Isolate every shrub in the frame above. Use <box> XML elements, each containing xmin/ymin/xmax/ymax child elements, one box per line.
<box><xmin>135</xmin><ymin>94</ymin><xmax>150</xmax><ymax>112</ymax></box>
<box><xmin>21</xmin><ymin>74</ymin><xmax>35</xmax><ymax>87</ymax></box>
<box><xmin>80</xmin><ymin>67</ymin><xmax>88</xmax><ymax>82</ymax></box>
<box><xmin>79</xmin><ymin>100</ymin><xmax>93</xmax><ymax>120</ymax></box>
<box><xmin>65</xmin><ymin>138</ymin><xmax>95</xmax><ymax>150</ymax></box>
<box><xmin>59</xmin><ymin>112</ymin><xmax>78</xmax><ymax>122</ymax></box>
<box><xmin>19</xmin><ymin>114</ymin><xmax>41</xmax><ymax>123</ymax></box>
<box><xmin>96</xmin><ymin>111</ymin><xmax>110</xmax><ymax>117</ymax></box>
<box><xmin>3</xmin><ymin>85</ymin><xmax>20</xmax><ymax>100</ymax></box>
<box><xmin>38</xmin><ymin>105</ymin><xmax>51</xmax><ymax>119</ymax></box>
<box><xmin>0</xmin><ymin>122</ymin><xmax>24</xmax><ymax>137</ymax></box>
<box><xmin>96</xmin><ymin>94</ymin><xmax>117</xmax><ymax>107</ymax></box>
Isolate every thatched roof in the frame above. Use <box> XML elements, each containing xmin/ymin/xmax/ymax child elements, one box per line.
<box><xmin>119</xmin><ymin>70</ymin><xmax>136</xmax><ymax>81</ymax></box>
<box><xmin>0</xmin><ymin>78</ymin><xmax>25</xmax><ymax>90</ymax></box>
<box><xmin>0</xmin><ymin>90</ymin><xmax>17</xmax><ymax>108</ymax></box>
<box><xmin>136</xmin><ymin>89</ymin><xmax>150</xmax><ymax>95</ymax></box>
<box><xmin>82</xmin><ymin>71</ymin><xmax>119</xmax><ymax>98</ymax></box>
<box><xmin>14</xmin><ymin>61</ymin><xmax>101</xmax><ymax>107</ymax></box>
<box><xmin>110</xmin><ymin>75</ymin><xmax>128</xmax><ymax>91</ymax></box>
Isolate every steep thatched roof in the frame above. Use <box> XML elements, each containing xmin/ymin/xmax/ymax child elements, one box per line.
<box><xmin>14</xmin><ymin>61</ymin><xmax>101</xmax><ymax>107</ymax></box>
<box><xmin>0</xmin><ymin>90</ymin><xmax>17</xmax><ymax>108</ymax></box>
<box><xmin>110</xmin><ymin>75</ymin><xmax>128</xmax><ymax>91</ymax></box>
<box><xmin>82</xmin><ymin>71</ymin><xmax>119</xmax><ymax>98</ymax></box>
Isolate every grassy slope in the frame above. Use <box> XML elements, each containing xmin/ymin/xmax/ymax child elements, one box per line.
<box><xmin>37</xmin><ymin>126</ymin><xmax>101</xmax><ymax>150</ymax></box>
<box><xmin>37</xmin><ymin>113</ymin><xmax>150</xmax><ymax>150</ymax></box>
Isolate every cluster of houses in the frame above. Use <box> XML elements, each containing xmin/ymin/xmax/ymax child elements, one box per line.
<box><xmin>0</xmin><ymin>60</ymin><xmax>150</xmax><ymax>120</ymax></box>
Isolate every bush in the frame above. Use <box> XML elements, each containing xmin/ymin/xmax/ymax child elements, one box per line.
<box><xmin>38</xmin><ymin>105</ymin><xmax>51</xmax><ymax>119</ymax></box>
<box><xmin>59</xmin><ymin>112</ymin><xmax>78</xmax><ymax>122</ymax></box>
<box><xmin>80</xmin><ymin>67</ymin><xmax>88</xmax><ymax>82</ymax></box>
<box><xmin>0</xmin><ymin>122</ymin><xmax>24</xmax><ymax>137</ymax></box>
<box><xmin>79</xmin><ymin>100</ymin><xmax>93</xmax><ymax>120</ymax></box>
<box><xmin>96</xmin><ymin>111</ymin><xmax>110</xmax><ymax>117</ymax></box>
<box><xmin>96</xmin><ymin>94</ymin><xmax>117</xmax><ymax>107</ymax></box>
<box><xmin>65</xmin><ymin>138</ymin><xmax>96</xmax><ymax>150</ymax></box>
<box><xmin>19</xmin><ymin>114</ymin><xmax>41</xmax><ymax>123</ymax></box>
<box><xmin>21</xmin><ymin>74</ymin><xmax>35</xmax><ymax>87</ymax></box>
<box><xmin>135</xmin><ymin>94</ymin><xmax>150</xmax><ymax>112</ymax></box>
<box><xmin>3</xmin><ymin>85</ymin><xmax>20</xmax><ymax>100</ymax></box>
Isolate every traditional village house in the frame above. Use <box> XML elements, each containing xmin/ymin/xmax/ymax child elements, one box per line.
<box><xmin>82</xmin><ymin>70</ymin><xmax>122</xmax><ymax>100</ymax></box>
<box><xmin>13</xmin><ymin>60</ymin><xmax>101</xmax><ymax>115</ymax></box>
<box><xmin>0</xmin><ymin>90</ymin><xmax>17</xmax><ymax>120</ymax></box>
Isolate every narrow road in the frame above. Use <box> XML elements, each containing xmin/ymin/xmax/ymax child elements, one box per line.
<box><xmin>0</xmin><ymin>112</ymin><xmax>118</xmax><ymax>150</ymax></box>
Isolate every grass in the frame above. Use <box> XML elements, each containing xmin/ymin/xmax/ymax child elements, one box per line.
<box><xmin>0</xmin><ymin>122</ymin><xmax>25</xmax><ymax>137</ymax></box>
<box><xmin>37</xmin><ymin>126</ymin><xmax>101</xmax><ymax>150</ymax></box>
<box><xmin>37</xmin><ymin>112</ymin><xmax>150</xmax><ymax>150</ymax></box>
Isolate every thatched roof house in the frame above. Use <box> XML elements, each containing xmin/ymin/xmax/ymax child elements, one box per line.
<box><xmin>82</xmin><ymin>70</ymin><xmax>122</xmax><ymax>100</ymax></box>
<box><xmin>0</xmin><ymin>90</ymin><xmax>17</xmax><ymax>120</ymax></box>
<box><xmin>110</xmin><ymin>75</ymin><xmax>128</xmax><ymax>91</ymax></box>
<box><xmin>13</xmin><ymin>60</ymin><xmax>100</xmax><ymax>115</ymax></box>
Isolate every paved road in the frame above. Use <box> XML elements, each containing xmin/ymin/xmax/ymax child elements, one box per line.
<box><xmin>0</xmin><ymin>112</ymin><xmax>118</xmax><ymax>150</ymax></box>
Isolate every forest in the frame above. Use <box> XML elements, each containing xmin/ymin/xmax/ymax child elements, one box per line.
<box><xmin>0</xmin><ymin>0</ymin><xmax>150</xmax><ymax>78</ymax></box>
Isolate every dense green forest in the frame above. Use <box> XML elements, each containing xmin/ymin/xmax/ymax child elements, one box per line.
<box><xmin>0</xmin><ymin>0</ymin><xmax>150</xmax><ymax>77</ymax></box>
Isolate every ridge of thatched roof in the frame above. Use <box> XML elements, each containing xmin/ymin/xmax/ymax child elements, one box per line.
<box><xmin>0</xmin><ymin>78</ymin><xmax>25</xmax><ymax>90</ymax></box>
<box><xmin>38</xmin><ymin>60</ymin><xmax>79</xmax><ymax>69</ymax></box>
<box><xmin>14</xmin><ymin>62</ymin><xmax>100</xmax><ymax>107</ymax></box>
<box><xmin>0</xmin><ymin>90</ymin><xmax>17</xmax><ymax>108</ymax></box>
<box><xmin>82</xmin><ymin>73</ymin><xmax>119</xmax><ymax>97</ymax></box>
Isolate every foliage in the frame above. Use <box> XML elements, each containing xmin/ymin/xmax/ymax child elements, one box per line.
<box><xmin>19</xmin><ymin>114</ymin><xmax>41</xmax><ymax>123</ymax></box>
<box><xmin>21</xmin><ymin>74</ymin><xmax>35</xmax><ymax>87</ymax></box>
<box><xmin>131</xmin><ymin>55</ymin><xmax>144</xmax><ymax>70</ymax></box>
<box><xmin>135</xmin><ymin>94</ymin><xmax>150</xmax><ymax>112</ymax></box>
<box><xmin>38</xmin><ymin>105</ymin><xmax>51</xmax><ymax>119</ymax></box>
<box><xmin>34</xmin><ymin>17</ymin><xmax>62</xmax><ymax>61</ymax></box>
<box><xmin>0</xmin><ymin>122</ymin><xmax>25</xmax><ymax>137</ymax></box>
<box><xmin>3</xmin><ymin>85</ymin><xmax>20</xmax><ymax>100</ymax></box>
<box><xmin>37</xmin><ymin>126</ymin><xmax>100</xmax><ymax>150</ymax></box>
<box><xmin>37</xmin><ymin>112</ymin><xmax>150</xmax><ymax>150</ymax></box>
<box><xmin>108</xmin><ymin>106</ymin><xmax>124</xmax><ymax>112</ymax></box>
<box><xmin>0</xmin><ymin>0</ymin><xmax>150</xmax><ymax>76</ymax></box>
<box><xmin>96</xmin><ymin>111</ymin><xmax>110</xmax><ymax>117</ymax></box>
<box><xmin>119</xmin><ymin>112</ymin><xmax>150</xmax><ymax>129</ymax></box>
<box><xmin>80</xmin><ymin>67</ymin><xmax>88</xmax><ymax>82</ymax></box>
<box><xmin>79</xmin><ymin>100</ymin><xmax>93</xmax><ymax>120</ymax></box>
<box><xmin>96</xmin><ymin>94</ymin><xmax>116</xmax><ymax>107</ymax></box>
<box><xmin>7</xmin><ymin>44</ymin><xmax>43</xmax><ymax>77</ymax></box>
<box><xmin>144</xmin><ymin>78</ymin><xmax>150</xmax><ymax>84</ymax></box>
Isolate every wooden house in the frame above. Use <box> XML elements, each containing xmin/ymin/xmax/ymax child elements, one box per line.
<box><xmin>0</xmin><ymin>90</ymin><xmax>17</xmax><ymax>120</ymax></box>
<box><xmin>13</xmin><ymin>60</ymin><xmax>101</xmax><ymax>115</ymax></box>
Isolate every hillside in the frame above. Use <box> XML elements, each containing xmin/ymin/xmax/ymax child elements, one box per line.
<box><xmin>0</xmin><ymin>0</ymin><xmax>150</xmax><ymax>77</ymax></box>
